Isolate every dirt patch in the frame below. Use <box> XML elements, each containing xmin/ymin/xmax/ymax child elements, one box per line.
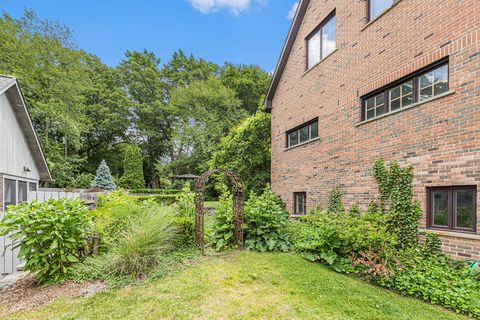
<box><xmin>0</xmin><ymin>273</ymin><xmax>106</xmax><ymax>315</ymax></box>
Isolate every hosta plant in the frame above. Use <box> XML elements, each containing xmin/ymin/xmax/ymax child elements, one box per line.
<box><xmin>0</xmin><ymin>198</ymin><xmax>91</xmax><ymax>283</ymax></box>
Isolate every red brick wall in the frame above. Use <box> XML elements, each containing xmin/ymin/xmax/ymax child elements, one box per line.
<box><xmin>270</xmin><ymin>0</ymin><xmax>480</xmax><ymax>259</ymax></box>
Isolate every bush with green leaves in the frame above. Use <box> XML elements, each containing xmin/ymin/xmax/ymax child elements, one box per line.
<box><xmin>211</xmin><ymin>191</ymin><xmax>236</xmax><ymax>251</ymax></box>
<box><xmin>120</xmin><ymin>144</ymin><xmax>145</xmax><ymax>189</ymax></box>
<box><xmin>243</xmin><ymin>187</ymin><xmax>290</xmax><ymax>252</ymax></box>
<box><xmin>174</xmin><ymin>185</ymin><xmax>196</xmax><ymax>246</ymax></box>
<box><xmin>109</xmin><ymin>204</ymin><xmax>179</xmax><ymax>276</ymax></box>
<box><xmin>0</xmin><ymin>198</ymin><xmax>90</xmax><ymax>283</ymax></box>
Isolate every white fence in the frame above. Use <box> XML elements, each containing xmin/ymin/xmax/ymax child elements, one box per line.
<box><xmin>1</xmin><ymin>189</ymin><xmax>105</xmax><ymax>277</ymax></box>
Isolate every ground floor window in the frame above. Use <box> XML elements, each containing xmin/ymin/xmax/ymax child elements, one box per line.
<box><xmin>427</xmin><ymin>186</ymin><xmax>477</xmax><ymax>233</ymax></box>
<box><xmin>3</xmin><ymin>178</ymin><xmax>32</xmax><ymax>210</ymax></box>
<box><xmin>294</xmin><ymin>192</ymin><xmax>307</xmax><ymax>215</ymax></box>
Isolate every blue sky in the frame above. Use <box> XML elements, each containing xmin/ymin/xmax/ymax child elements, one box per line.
<box><xmin>2</xmin><ymin>0</ymin><xmax>299</xmax><ymax>72</ymax></box>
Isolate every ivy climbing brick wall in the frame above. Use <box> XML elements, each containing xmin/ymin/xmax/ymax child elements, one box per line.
<box><xmin>269</xmin><ymin>0</ymin><xmax>480</xmax><ymax>259</ymax></box>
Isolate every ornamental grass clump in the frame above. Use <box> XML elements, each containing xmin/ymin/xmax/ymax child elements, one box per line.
<box><xmin>109</xmin><ymin>204</ymin><xmax>179</xmax><ymax>277</ymax></box>
<box><xmin>0</xmin><ymin>198</ymin><xmax>91</xmax><ymax>284</ymax></box>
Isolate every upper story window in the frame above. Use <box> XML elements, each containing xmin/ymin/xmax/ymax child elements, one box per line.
<box><xmin>306</xmin><ymin>12</ymin><xmax>336</xmax><ymax>70</ymax></box>
<box><xmin>428</xmin><ymin>186</ymin><xmax>477</xmax><ymax>233</ymax></box>
<box><xmin>362</xmin><ymin>60</ymin><xmax>449</xmax><ymax>121</ymax></box>
<box><xmin>4</xmin><ymin>179</ymin><xmax>16</xmax><ymax>210</ymax></box>
<box><xmin>368</xmin><ymin>0</ymin><xmax>395</xmax><ymax>21</ymax></box>
<box><xmin>287</xmin><ymin>119</ymin><xmax>319</xmax><ymax>148</ymax></box>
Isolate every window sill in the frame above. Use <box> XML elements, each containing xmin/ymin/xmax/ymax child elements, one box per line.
<box><xmin>420</xmin><ymin>229</ymin><xmax>480</xmax><ymax>240</ymax></box>
<box><xmin>302</xmin><ymin>48</ymin><xmax>338</xmax><ymax>78</ymax></box>
<box><xmin>361</xmin><ymin>0</ymin><xmax>403</xmax><ymax>31</ymax></box>
<box><xmin>355</xmin><ymin>90</ymin><xmax>455</xmax><ymax>127</ymax></box>
<box><xmin>284</xmin><ymin>137</ymin><xmax>321</xmax><ymax>152</ymax></box>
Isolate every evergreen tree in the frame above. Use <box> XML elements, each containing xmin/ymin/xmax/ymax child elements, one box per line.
<box><xmin>91</xmin><ymin>160</ymin><xmax>116</xmax><ymax>190</ymax></box>
<box><xmin>120</xmin><ymin>145</ymin><xmax>145</xmax><ymax>189</ymax></box>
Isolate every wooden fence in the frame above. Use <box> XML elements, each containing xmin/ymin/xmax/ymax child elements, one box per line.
<box><xmin>1</xmin><ymin>189</ymin><xmax>106</xmax><ymax>277</ymax></box>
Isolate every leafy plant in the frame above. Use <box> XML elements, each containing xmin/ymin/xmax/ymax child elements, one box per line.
<box><xmin>0</xmin><ymin>198</ymin><xmax>90</xmax><ymax>283</ymax></box>
<box><xmin>244</xmin><ymin>187</ymin><xmax>290</xmax><ymax>252</ymax></box>
<box><xmin>109</xmin><ymin>204</ymin><xmax>179</xmax><ymax>276</ymax></box>
<box><xmin>211</xmin><ymin>191</ymin><xmax>235</xmax><ymax>251</ymax></box>
<box><xmin>120</xmin><ymin>144</ymin><xmax>145</xmax><ymax>189</ymax></box>
<box><xmin>327</xmin><ymin>187</ymin><xmax>344</xmax><ymax>214</ymax></box>
<box><xmin>174</xmin><ymin>185</ymin><xmax>196</xmax><ymax>246</ymax></box>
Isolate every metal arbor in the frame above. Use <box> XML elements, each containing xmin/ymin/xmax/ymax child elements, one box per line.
<box><xmin>195</xmin><ymin>169</ymin><xmax>244</xmax><ymax>254</ymax></box>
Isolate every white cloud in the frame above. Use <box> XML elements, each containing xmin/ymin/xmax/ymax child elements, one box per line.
<box><xmin>287</xmin><ymin>2</ymin><xmax>299</xmax><ymax>20</ymax></box>
<box><xmin>188</xmin><ymin>0</ymin><xmax>262</xmax><ymax>15</ymax></box>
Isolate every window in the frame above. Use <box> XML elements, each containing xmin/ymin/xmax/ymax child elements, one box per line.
<box><xmin>29</xmin><ymin>182</ymin><xmax>38</xmax><ymax>192</ymax></box>
<box><xmin>4</xmin><ymin>179</ymin><xmax>16</xmax><ymax>210</ymax></box>
<box><xmin>18</xmin><ymin>181</ymin><xmax>28</xmax><ymax>203</ymax></box>
<box><xmin>368</xmin><ymin>0</ymin><xmax>394</xmax><ymax>21</ymax></box>
<box><xmin>287</xmin><ymin>119</ymin><xmax>319</xmax><ymax>148</ymax></box>
<box><xmin>363</xmin><ymin>61</ymin><xmax>449</xmax><ymax>121</ymax></box>
<box><xmin>428</xmin><ymin>186</ymin><xmax>476</xmax><ymax>233</ymax></box>
<box><xmin>306</xmin><ymin>12</ymin><xmax>336</xmax><ymax>70</ymax></box>
<box><xmin>294</xmin><ymin>192</ymin><xmax>307</xmax><ymax>215</ymax></box>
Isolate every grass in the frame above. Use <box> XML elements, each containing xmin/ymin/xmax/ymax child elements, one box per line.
<box><xmin>8</xmin><ymin>251</ymin><xmax>468</xmax><ymax>320</ymax></box>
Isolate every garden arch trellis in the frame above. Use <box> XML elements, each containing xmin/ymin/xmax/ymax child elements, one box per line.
<box><xmin>195</xmin><ymin>169</ymin><xmax>244</xmax><ymax>254</ymax></box>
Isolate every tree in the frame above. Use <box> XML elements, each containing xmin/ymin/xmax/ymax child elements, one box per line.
<box><xmin>118</xmin><ymin>50</ymin><xmax>172</xmax><ymax>187</ymax></box>
<box><xmin>91</xmin><ymin>160</ymin><xmax>116</xmax><ymax>190</ymax></box>
<box><xmin>168</xmin><ymin>77</ymin><xmax>247</xmax><ymax>174</ymax></box>
<box><xmin>220</xmin><ymin>63</ymin><xmax>271</xmax><ymax>114</ymax></box>
<box><xmin>210</xmin><ymin>112</ymin><xmax>271</xmax><ymax>194</ymax></box>
<box><xmin>120</xmin><ymin>145</ymin><xmax>145</xmax><ymax>189</ymax></box>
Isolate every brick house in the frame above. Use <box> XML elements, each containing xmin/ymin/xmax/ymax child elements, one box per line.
<box><xmin>265</xmin><ymin>0</ymin><xmax>480</xmax><ymax>259</ymax></box>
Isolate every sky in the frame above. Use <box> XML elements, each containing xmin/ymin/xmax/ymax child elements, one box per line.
<box><xmin>1</xmin><ymin>0</ymin><xmax>299</xmax><ymax>72</ymax></box>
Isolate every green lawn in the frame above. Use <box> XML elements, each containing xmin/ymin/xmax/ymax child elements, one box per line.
<box><xmin>9</xmin><ymin>252</ymin><xmax>468</xmax><ymax>320</ymax></box>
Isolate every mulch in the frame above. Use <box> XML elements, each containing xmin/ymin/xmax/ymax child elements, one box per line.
<box><xmin>0</xmin><ymin>273</ymin><xmax>106</xmax><ymax>316</ymax></box>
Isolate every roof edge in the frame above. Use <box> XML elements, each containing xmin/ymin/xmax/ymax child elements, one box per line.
<box><xmin>5</xmin><ymin>78</ymin><xmax>53</xmax><ymax>181</ymax></box>
<box><xmin>264</xmin><ymin>0</ymin><xmax>310</xmax><ymax>111</ymax></box>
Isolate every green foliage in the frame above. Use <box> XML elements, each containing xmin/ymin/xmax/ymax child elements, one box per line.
<box><xmin>211</xmin><ymin>191</ymin><xmax>236</xmax><ymax>251</ymax></box>
<box><xmin>135</xmin><ymin>194</ymin><xmax>180</xmax><ymax>205</ymax></box>
<box><xmin>394</xmin><ymin>249</ymin><xmax>480</xmax><ymax>317</ymax></box>
<box><xmin>120</xmin><ymin>145</ymin><xmax>145</xmax><ymax>189</ymax></box>
<box><xmin>327</xmin><ymin>187</ymin><xmax>344</xmax><ymax>214</ymax></box>
<box><xmin>130</xmin><ymin>189</ymin><xmax>182</xmax><ymax>194</ymax></box>
<box><xmin>210</xmin><ymin>112</ymin><xmax>271</xmax><ymax>194</ymax></box>
<box><xmin>109</xmin><ymin>205</ymin><xmax>179</xmax><ymax>276</ymax></box>
<box><xmin>373</xmin><ymin>159</ymin><xmax>421</xmax><ymax>249</ymax></box>
<box><xmin>244</xmin><ymin>187</ymin><xmax>290</xmax><ymax>252</ymax></box>
<box><xmin>219</xmin><ymin>63</ymin><xmax>271</xmax><ymax>114</ymax></box>
<box><xmin>421</xmin><ymin>232</ymin><xmax>442</xmax><ymax>257</ymax></box>
<box><xmin>174</xmin><ymin>185</ymin><xmax>196</xmax><ymax>246</ymax></box>
<box><xmin>168</xmin><ymin>77</ymin><xmax>248</xmax><ymax>174</ymax></box>
<box><xmin>0</xmin><ymin>198</ymin><xmax>90</xmax><ymax>283</ymax></box>
<box><xmin>91</xmin><ymin>160</ymin><xmax>117</xmax><ymax>190</ymax></box>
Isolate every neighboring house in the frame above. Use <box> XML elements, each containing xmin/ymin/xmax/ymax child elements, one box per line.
<box><xmin>0</xmin><ymin>76</ymin><xmax>52</xmax><ymax>275</ymax></box>
<box><xmin>0</xmin><ymin>76</ymin><xmax>52</xmax><ymax>211</ymax></box>
<box><xmin>266</xmin><ymin>0</ymin><xmax>479</xmax><ymax>259</ymax></box>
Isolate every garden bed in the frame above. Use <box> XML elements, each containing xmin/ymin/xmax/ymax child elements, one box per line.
<box><xmin>4</xmin><ymin>252</ymin><xmax>468</xmax><ymax>319</ymax></box>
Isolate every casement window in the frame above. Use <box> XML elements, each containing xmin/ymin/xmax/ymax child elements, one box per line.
<box><xmin>287</xmin><ymin>119</ymin><xmax>319</xmax><ymax>148</ymax></box>
<box><xmin>368</xmin><ymin>0</ymin><xmax>395</xmax><ymax>21</ymax></box>
<box><xmin>18</xmin><ymin>181</ymin><xmax>28</xmax><ymax>203</ymax></box>
<box><xmin>363</xmin><ymin>61</ymin><xmax>449</xmax><ymax>121</ymax></box>
<box><xmin>427</xmin><ymin>186</ymin><xmax>477</xmax><ymax>233</ymax></box>
<box><xmin>306</xmin><ymin>12</ymin><xmax>336</xmax><ymax>70</ymax></box>
<box><xmin>4</xmin><ymin>179</ymin><xmax>16</xmax><ymax>210</ymax></box>
<box><xmin>294</xmin><ymin>192</ymin><xmax>307</xmax><ymax>215</ymax></box>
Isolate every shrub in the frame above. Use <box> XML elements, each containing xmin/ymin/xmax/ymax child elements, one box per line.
<box><xmin>135</xmin><ymin>194</ymin><xmax>180</xmax><ymax>205</ymax></box>
<box><xmin>129</xmin><ymin>189</ymin><xmax>182</xmax><ymax>194</ymax></box>
<box><xmin>211</xmin><ymin>191</ymin><xmax>235</xmax><ymax>251</ymax></box>
<box><xmin>327</xmin><ymin>187</ymin><xmax>344</xmax><ymax>213</ymax></box>
<box><xmin>91</xmin><ymin>159</ymin><xmax>117</xmax><ymax>190</ymax></box>
<box><xmin>120</xmin><ymin>145</ymin><xmax>145</xmax><ymax>189</ymax></box>
<box><xmin>244</xmin><ymin>187</ymin><xmax>290</xmax><ymax>252</ymax></box>
<box><xmin>0</xmin><ymin>198</ymin><xmax>90</xmax><ymax>283</ymax></box>
<box><xmin>109</xmin><ymin>204</ymin><xmax>179</xmax><ymax>276</ymax></box>
<box><xmin>174</xmin><ymin>186</ymin><xmax>196</xmax><ymax>246</ymax></box>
